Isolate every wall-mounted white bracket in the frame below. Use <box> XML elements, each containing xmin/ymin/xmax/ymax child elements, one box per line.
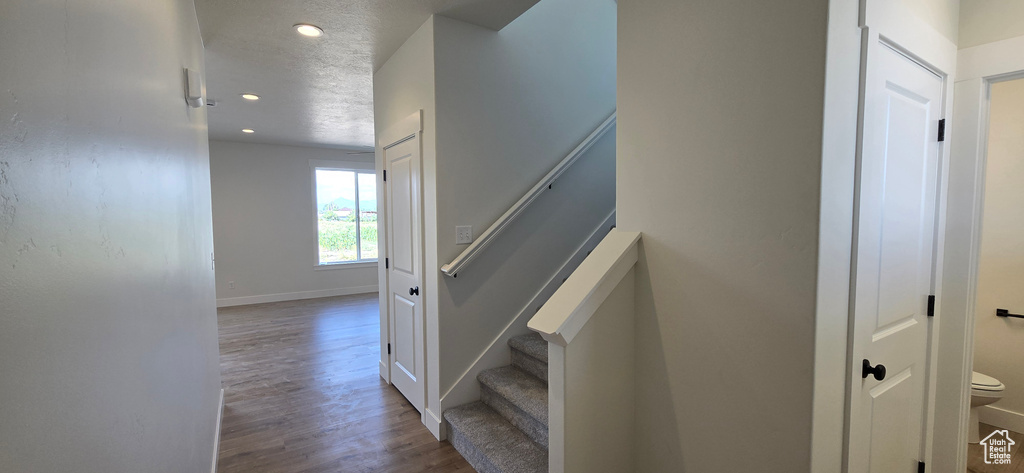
<box><xmin>184</xmin><ymin>68</ymin><xmax>204</xmax><ymax>108</ymax></box>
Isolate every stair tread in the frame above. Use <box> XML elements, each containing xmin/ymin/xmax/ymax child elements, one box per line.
<box><xmin>444</xmin><ymin>402</ymin><xmax>547</xmax><ymax>473</ymax></box>
<box><xmin>508</xmin><ymin>332</ymin><xmax>547</xmax><ymax>363</ymax></box>
<box><xmin>478</xmin><ymin>366</ymin><xmax>548</xmax><ymax>425</ymax></box>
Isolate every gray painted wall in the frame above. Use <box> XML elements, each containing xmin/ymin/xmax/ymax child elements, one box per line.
<box><xmin>431</xmin><ymin>0</ymin><xmax>616</xmax><ymax>410</ymax></box>
<box><xmin>618</xmin><ymin>0</ymin><xmax>828</xmax><ymax>470</ymax></box>
<box><xmin>0</xmin><ymin>0</ymin><xmax>222</xmax><ymax>471</ymax></box>
<box><xmin>209</xmin><ymin>140</ymin><xmax>378</xmax><ymax>305</ymax></box>
<box><xmin>371</xmin><ymin>14</ymin><xmax>440</xmax><ymax>394</ymax></box>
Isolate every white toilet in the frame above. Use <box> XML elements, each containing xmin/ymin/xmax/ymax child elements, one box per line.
<box><xmin>970</xmin><ymin>371</ymin><xmax>1006</xmax><ymax>443</ymax></box>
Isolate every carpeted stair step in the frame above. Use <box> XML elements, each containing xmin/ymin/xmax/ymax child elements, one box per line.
<box><xmin>444</xmin><ymin>402</ymin><xmax>548</xmax><ymax>473</ymax></box>
<box><xmin>508</xmin><ymin>332</ymin><xmax>548</xmax><ymax>382</ymax></box>
<box><xmin>478</xmin><ymin>365</ymin><xmax>549</xmax><ymax>447</ymax></box>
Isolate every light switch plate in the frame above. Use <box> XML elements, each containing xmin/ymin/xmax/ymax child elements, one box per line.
<box><xmin>456</xmin><ymin>226</ymin><xmax>473</xmax><ymax>245</ymax></box>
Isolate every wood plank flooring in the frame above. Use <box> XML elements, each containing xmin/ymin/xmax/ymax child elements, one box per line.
<box><xmin>216</xmin><ymin>294</ymin><xmax>472</xmax><ymax>473</ymax></box>
<box><xmin>968</xmin><ymin>423</ymin><xmax>1024</xmax><ymax>473</ymax></box>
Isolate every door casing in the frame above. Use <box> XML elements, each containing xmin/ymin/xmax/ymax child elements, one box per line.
<box><xmin>846</xmin><ymin>34</ymin><xmax>945</xmax><ymax>473</ymax></box>
<box><xmin>820</xmin><ymin>2</ymin><xmax>958</xmax><ymax>472</ymax></box>
<box><xmin>377</xmin><ymin>111</ymin><xmax>427</xmax><ymax>418</ymax></box>
<box><xmin>933</xmin><ymin>37</ymin><xmax>1024</xmax><ymax>472</ymax></box>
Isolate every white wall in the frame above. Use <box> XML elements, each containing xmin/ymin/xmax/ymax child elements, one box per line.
<box><xmin>973</xmin><ymin>78</ymin><xmax>1024</xmax><ymax>415</ymax></box>
<box><xmin>209</xmin><ymin>140</ymin><xmax>378</xmax><ymax>306</ymax></box>
<box><xmin>431</xmin><ymin>0</ymin><xmax>616</xmax><ymax>421</ymax></box>
<box><xmin>618</xmin><ymin>0</ymin><xmax>828</xmax><ymax>470</ymax></box>
<box><xmin>903</xmin><ymin>0</ymin><xmax>961</xmax><ymax>44</ymax></box>
<box><xmin>958</xmin><ymin>0</ymin><xmax>1024</xmax><ymax>49</ymax></box>
<box><xmin>0</xmin><ymin>1</ymin><xmax>222</xmax><ymax>471</ymax></box>
<box><xmin>372</xmin><ymin>16</ymin><xmax>438</xmax><ymax>390</ymax></box>
<box><xmin>373</xmin><ymin>0</ymin><xmax>616</xmax><ymax>435</ymax></box>
<box><xmin>812</xmin><ymin>0</ymin><xmax>863</xmax><ymax>470</ymax></box>
<box><xmin>556</xmin><ymin>269</ymin><xmax>635</xmax><ymax>473</ymax></box>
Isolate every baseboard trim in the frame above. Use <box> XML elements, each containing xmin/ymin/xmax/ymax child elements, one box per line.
<box><xmin>216</xmin><ymin>286</ymin><xmax>378</xmax><ymax>308</ymax></box>
<box><xmin>439</xmin><ymin>210</ymin><xmax>615</xmax><ymax>416</ymax></box>
<box><xmin>210</xmin><ymin>388</ymin><xmax>225</xmax><ymax>473</ymax></box>
<box><xmin>425</xmin><ymin>407</ymin><xmax>444</xmax><ymax>441</ymax></box>
<box><xmin>979</xmin><ymin>405</ymin><xmax>1024</xmax><ymax>434</ymax></box>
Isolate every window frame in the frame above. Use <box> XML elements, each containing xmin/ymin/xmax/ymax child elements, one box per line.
<box><xmin>310</xmin><ymin>159</ymin><xmax>378</xmax><ymax>268</ymax></box>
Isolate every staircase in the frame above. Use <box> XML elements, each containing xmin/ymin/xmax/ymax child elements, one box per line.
<box><xmin>444</xmin><ymin>332</ymin><xmax>549</xmax><ymax>473</ymax></box>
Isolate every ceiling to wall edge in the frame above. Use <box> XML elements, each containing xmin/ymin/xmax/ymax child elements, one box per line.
<box><xmin>193</xmin><ymin>0</ymin><xmax>544</xmax><ymax>151</ymax></box>
<box><xmin>209</xmin><ymin>137</ymin><xmax>375</xmax><ymax>155</ymax></box>
<box><xmin>437</xmin><ymin>0</ymin><xmax>543</xmax><ymax>33</ymax></box>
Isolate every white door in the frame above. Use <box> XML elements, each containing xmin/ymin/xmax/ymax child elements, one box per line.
<box><xmin>384</xmin><ymin>135</ymin><xmax>424</xmax><ymax>413</ymax></box>
<box><xmin>847</xmin><ymin>40</ymin><xmax>944</xmax><ymax>473</ymax></box>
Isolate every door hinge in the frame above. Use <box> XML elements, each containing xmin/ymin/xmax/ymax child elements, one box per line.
<box><xmin>938</xmin><ymin>119</ymin><xmax>946</xmax><ymax>142</ymax></box>
<box><xmin>388</xmin><ymin>343</ymin><xmax>391</xmax><ymax>355</ymax></box>
<box><xmin>918</xmin><ymin>460</ymin><xmax>925</xmax><ymax>473</ymax></box>
<box><xmin>385</xmin><ymin>257</ymin><xmax>389</xmax><ymax>269</ymax></box>
<box><xmin>383</xmin><ymin>170</ymin><xmax>387</xmax><ymax>182</ymax></box>
<box><xmin>927</xmin><ymin>295</ymin><xmax>936</xmax><ymax>317</ymax></box>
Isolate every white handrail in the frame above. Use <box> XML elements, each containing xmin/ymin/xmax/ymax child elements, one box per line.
<box><xmin>527</xmin><ymin>229</ymin><xmax>640</xmax><ymax>346</ymax></box>
<box><xmin>440</xmin><ymin>111</ymin><xmax>617</xmax><ymax>277</ymax></box>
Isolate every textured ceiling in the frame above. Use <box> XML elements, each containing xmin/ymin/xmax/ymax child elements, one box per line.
<box><xmin>195</xmin><ymin>0</ymin><xmax>540</xmax><ymax>149</ymax></box>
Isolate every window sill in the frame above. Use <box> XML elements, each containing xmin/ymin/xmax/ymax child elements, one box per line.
<box><xmin>315</xmin><ymin>261</ymin><xmax>379</xmax><ymax>271</ymax></box>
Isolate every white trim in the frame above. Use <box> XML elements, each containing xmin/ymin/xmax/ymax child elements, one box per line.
<box><xmin>310</xmin><ymin>163</ymin><xmax>379</xmax><ymax>267</ymax></box>
<box><xmin>859</xmin><ymin>0</ymin><xmax>956</xmax><ymax>75</ymax></box>
<box><xmin>439</xmin><ymin>211</ymin><xmax>615</xmax><ymax>416</ymax></box>
<box><xmin>934</xmin><ymin>77</ymin><xmax>987</xmax><ymax>473</ymax></box>
<box><xmin>528</xmin><ymin>229</ymin><xmax>640</xmax><ymax>346</ymax></box>
<box><xmin>812</xmin><ymin>0</ymin><xmax>861</xmax><ymax>470</ymax></box>
<box><xmin>379</xmin><ymin>359</ymin><xmax>389</xmax><ymax>383</ymax></box>
<box><xmin>934</xmin><ymin>35</ymin><xmax>1024</xmax><ymax>473</ymax></box>
<box><xmin>925</xmin><ymin>55</ymin><xmax>957</xmax><ymax>473</ymax></box>
<box><xmin>548</xmin><ymin>343</ymin><xmax>566</xmax><ymax>473</ymax></box>
<box><xmin>209</xmin><ymin>388</ymin><xmax>224</xmax><ymax>473</ymax></box>
<box><xmin>424</xmin><ymin>407</ymin><xmax>443</xmax><ymax>440</ymax></box>
<box><xmin>314</xmin><ymin>261</ymin><xmax>378</xmax><ymax>271</ymax></box>
<box><xmin>216</xmin><ymin>285</ymin><xmax>378</xmax><ymax>308</ymax></box>
<box><xmin>979</xmin><ymin>406</ymin><xmax>1024</xmax><ymax>436</ymax></box>
<box><xmin>377</xmin><ymin>110</ymin><xmax>428</xmax><ymax>432</ymax></box>
<box><xmin>309</xmin><ymin>159</ymin><xmax>375</xmax><ymax>171</ymax></box>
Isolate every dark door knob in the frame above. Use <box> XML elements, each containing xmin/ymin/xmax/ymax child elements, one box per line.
<box><xmin>862</xmin><ymin>359</ymin><xmax>886</xmax><ymax>381</ymax></box>
<box><xmin>409</xmin><ymin>286</ymin><xmax>419</xmax><ymax>296</ymax></box>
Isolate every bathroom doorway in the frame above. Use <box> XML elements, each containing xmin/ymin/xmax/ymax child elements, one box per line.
<box><xmin>935</xmin><ymin>40</ymin><xmax>1024</xmax><ymax>470</ymax></box>
<box><xmin>964</xmin><ymin>76</ymin><xmax>1024</xmax><ymax>463</ymax></box>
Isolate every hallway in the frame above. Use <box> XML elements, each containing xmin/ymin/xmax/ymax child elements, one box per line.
<box><xmin>216</xmin><ymin>294</ymin><xmax>471</xmax><ymax>472</ymax></box>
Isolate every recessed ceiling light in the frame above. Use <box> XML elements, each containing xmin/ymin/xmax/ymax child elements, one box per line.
<box><xmin>295</xmin><ymin>24</ymin><xmax>324</xmax><ymax>37</ymax></box>
<box><xmin>241</xmin><ymin>94</ymin><xmax>260</xmax><ymax>101</ymax></box>
<box><xmin>242</xmin><ymin>129</ymin><xmax>255</xmax><ymax>134</ymax></box>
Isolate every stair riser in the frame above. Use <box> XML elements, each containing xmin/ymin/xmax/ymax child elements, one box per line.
<box><xmin>481</xmin><ymin>384</ymin><xmax>549</xmax><ymax>448</ymax></box>
<box><xmin>446</xmin><ymin>422</ymin><xmax>502</xmax><ymax>473</ymax></box>
<box><xmin>511</xmin><ymin>350</ymin><xmax>548</xmax><ymax>383</ymax></box>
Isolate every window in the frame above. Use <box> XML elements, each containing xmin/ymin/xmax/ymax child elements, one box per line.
<box><xmin>312</xmin><ymin>163</ymin><xmax>377</xmax><ymax>266</ymax></box>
